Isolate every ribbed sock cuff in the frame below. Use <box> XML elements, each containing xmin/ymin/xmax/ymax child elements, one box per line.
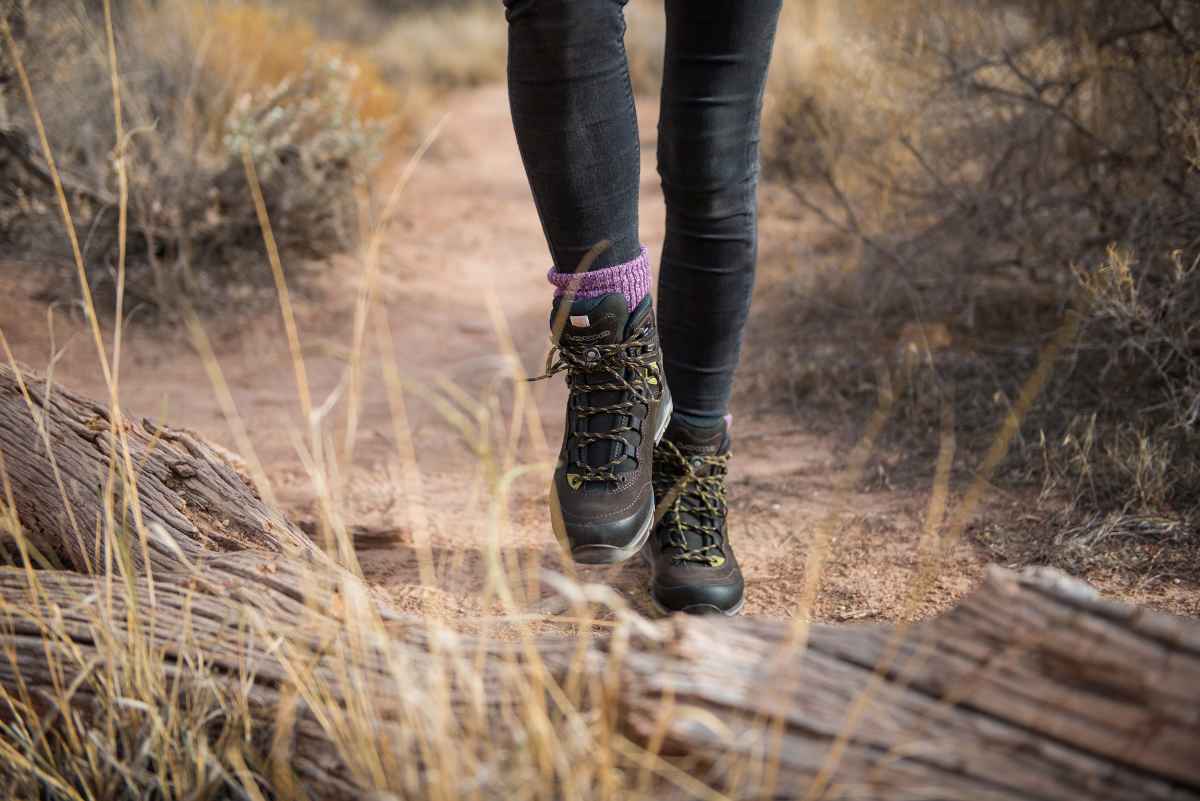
<box><xmin>547</xmin><ymin>246</ymin><xmax>651</xmax><ymax>312</ymax></box>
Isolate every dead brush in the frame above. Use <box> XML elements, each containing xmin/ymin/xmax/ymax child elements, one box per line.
<box><xmin>371</xmin><ymin>2</ymin><xmax>509</xmax><ymax>90</ymax></box>
<box><xmin>1</xmin><ymin>0</ymin><xmax>396</xmax><ymax>320</ymax></box>
<box><xmin>0</xmin><ymin>600</ymin><xmax>264</xmax><ymax>799</ymax></box>
<box><xmin>368</xmin><ymin>0</ymin><xmax>666</xmax><ymax>97</ymax></box>
<box><xmin>756</xmin><ymin>0</ymin><xmax>1200</xmax><ymax>580</ymax></box>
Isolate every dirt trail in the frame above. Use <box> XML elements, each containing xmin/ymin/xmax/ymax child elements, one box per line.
<box><xmin>1</xmin><ymin>87</ymin><xmax>990</xmax><ymax>623</ymax></box>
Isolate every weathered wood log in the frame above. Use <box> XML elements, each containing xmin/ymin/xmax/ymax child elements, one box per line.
<box><xmin>0</xmin><ymin>362</ymin><xmax>315</xmax><ymax>571</ymax></box>
<box><xmin>0</xmin><ymin>362</ymin><xmax>1198</xmax><ymax>799</ymax></box>
<box><xmin>621</xmin><ymin>570</ymin><xmax>1200</xmax><ymax>799</ymax></box>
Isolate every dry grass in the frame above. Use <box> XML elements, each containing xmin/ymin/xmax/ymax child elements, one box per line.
<box><xmin>1</xmin><ymin>0</ymin><xmax>414</xmax><ymax>319</ymax></box>
<box><xmin>372</xmin><ymin>2</ymin><xmax>508</xmax><ymax>90</ymax></box>
<box><xmin>0</xmin><ymin>1</ymin><xmax>1195</xmax><ymax>795</ymax></box>
<box><xmin>369</xmin><ymin>0</ymin><xmax>666</xmax><ymax>96</ymax></box>
<box><xmin>193</xmin><ymin>2</ymin><xmax>411</xmax><ymax>128</ymax></box>
<box><xmin>0</xmin><ymin>6</ymin><xmax>685</xmax><ymax>793</ymax></box>
<box><xmin>0</xmin><ymin>7</ymin><xmax>636</xmax><ymax>790</ymax></box>
<box><xmin>753</xmin><ymin>0</ymin><xmax>1199</xmax><ymax>584</ymax></box>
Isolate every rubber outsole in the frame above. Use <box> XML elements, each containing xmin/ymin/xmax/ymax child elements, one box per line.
<box><xmin>552</xmin><ymin>394</ymin><xmax>674</xmax><ymax>566</ymax></box>
<box><xmin>648</xmin><ymin>593</ymin><xmax>746</xmax><ymax>618</ymax></box>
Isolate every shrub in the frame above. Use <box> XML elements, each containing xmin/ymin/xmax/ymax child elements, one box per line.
<box><xmin>759</xmin><ymin>0</ymin><xmax>1200</xmax><ymax>569</ymax></box>
<box><xmin>371</xmin><ymin>2</ymin><xmax>508</xmax><ymax>90</ymax></box>
<box><xmin>1</xmin><ymin>0</ymin><xmax>401</xmax><ymax>318</ymax></box>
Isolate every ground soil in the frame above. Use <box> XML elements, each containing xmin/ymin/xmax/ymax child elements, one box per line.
<box><xmin>2</xmin><ymin>87</ymin><xmax>1195</xmax><ymax>623</ymax></box>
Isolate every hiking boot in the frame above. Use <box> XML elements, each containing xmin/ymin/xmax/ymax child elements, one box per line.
<box><xmin>645</xmin><ymin>416</ymin><xmax>744</xmax><ymax>615</ymax></box>
<box><xmin>538</xmin><ymin>293</ymin><xmax>673</xmax><ymax>564</ymax></box>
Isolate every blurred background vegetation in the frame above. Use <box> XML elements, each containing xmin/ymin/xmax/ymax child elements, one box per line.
<box><xmin>2</xmin><ymin>0</ymin><xmax>1197</xmax><ymax>595</ymax></box>
<box><xmin>756</xmin><ymin>0</ymin><xmax>1199</xmax><ymax>580</ymax></box>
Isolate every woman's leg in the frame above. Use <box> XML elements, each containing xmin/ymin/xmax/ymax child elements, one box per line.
<box><xmin>656</xmin><ymin>0</ymin><xmax>782</xmax><ymax>424</ymax></box>
<box><xmin>504</xmin><ymin>0</ymin><xmax>641</xmax><ymax>273</ymax></box>
<box><xmin>647</xmin><ymin>0</ymin><xmax>781</xmax><ymax>617</ymax></box>
<box><xmin>506</xmin><ymin>0</ymin><xmax>672</xmax><ymax>566</ymax></box>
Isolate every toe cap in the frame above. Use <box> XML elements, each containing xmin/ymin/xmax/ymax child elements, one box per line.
<box><xmin>651</xmin><ymin>574</ymin><xmax>745</xmax><ymax>616</ymax></box>
<box><xmin>551</xmin><ymin>487</ymin><xmax>654</xmax><ymax>564</ymax></box>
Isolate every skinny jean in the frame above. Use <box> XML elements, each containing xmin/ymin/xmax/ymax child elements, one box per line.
<box><xmin>504</xmin><ymin>0</ymin><xmax>782</xmax><ymax>420</ymax></box>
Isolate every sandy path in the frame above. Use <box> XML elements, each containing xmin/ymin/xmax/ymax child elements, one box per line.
<box><xmin>1</xmin><ymin>87</ymin><xmax>991</xmax><ymax>624</ymax></box>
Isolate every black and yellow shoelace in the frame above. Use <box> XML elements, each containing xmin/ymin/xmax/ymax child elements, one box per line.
<box><xmin>532</xmin><ymin>325</ymin><xmax>662</xmax><ymax>483</ymax></box>
<box><xmin>653</xmin><ymin>439</ymin><xmax>731</xmax><ymax>566</ymax></box>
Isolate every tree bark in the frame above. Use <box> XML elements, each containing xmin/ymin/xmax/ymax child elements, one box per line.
<box><xmin>0</xmin><ymin>361</ymin><xmax>315</xmax><ymax>571</ymax></box>
<box><xmin>0</xmin><ymin>362</ymin><xmax>1197</xmax><ymax>800</ymax></box>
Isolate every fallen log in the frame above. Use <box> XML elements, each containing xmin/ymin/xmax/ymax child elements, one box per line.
<box><xmin>0</xmin><ymin>362</ymin><xmax>1197</xmax><ymax>799</ymax></box>
<box><xmin>0</xmin><ymin>361</ymin><xmax>314</xmax><ymax>571</ymax></box>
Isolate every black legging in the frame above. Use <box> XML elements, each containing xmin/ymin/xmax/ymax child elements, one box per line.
<box><xmin>504</xmin><ymin>0</ymin><xmax>782</xmax><ymax>421</ymax></box>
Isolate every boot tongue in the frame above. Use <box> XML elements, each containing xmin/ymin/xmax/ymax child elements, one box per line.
<box><xmin>551</xmin><ymin>293</ymin><xmax>651</xmax><ymax>480</ymax></box>
<box><xmin>662</xmin><ymin>417</ymin><xmax>730</xmax><ymax>460</ymax></box>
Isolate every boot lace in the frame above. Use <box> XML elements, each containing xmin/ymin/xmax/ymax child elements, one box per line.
<box><xmin>653</xmin><ymin>439</ymin><xmax>731</xmax><ymax>566</ymax></box>
<box><xmin>531</xmin><ymin>324</ymin><xmax>662</xmax><ymax>483</ymax></box>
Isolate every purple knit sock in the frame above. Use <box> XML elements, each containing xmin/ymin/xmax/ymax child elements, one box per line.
<box><xmin>547</xmin><ymin>246</ymin><xmax>651</xmax><ymax>312</ymax></box>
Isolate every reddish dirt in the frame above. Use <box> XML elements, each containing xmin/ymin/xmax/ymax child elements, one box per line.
<box><xmin>2</xmin><ymin>87</ymin><xmax>1192</xmax><ymax>623</ymax></box>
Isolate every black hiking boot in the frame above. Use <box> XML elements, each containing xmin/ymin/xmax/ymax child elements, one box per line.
<box><xmin>644</xmin><ymin>416</ymin><xmax>744</xmax><ymax>615</ymax></box>
<box><xmin>538</xmin><ymin>293</ymin><xmax>673</xmax><ymax>564</ymax></box>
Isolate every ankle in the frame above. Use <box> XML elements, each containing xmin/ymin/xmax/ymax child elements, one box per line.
<box><xmin>671</xmin><ymin>411</ymin><xmax>727</xmax><ymax>431</ymax></box>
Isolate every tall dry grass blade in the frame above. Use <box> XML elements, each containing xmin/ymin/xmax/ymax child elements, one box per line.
<box><xmin>483</xmin><ymin>289</ymin><xmax>556</xmax><ymax>603</ymax></box>
<box><xmin>375</xmin><ymin>312</ymin><xmax>438</xmax><ymax>595</ymax></box>
<box><xmin>2</xmin><ymin>15</ymin><xmax>158</xmax><ymax>600</ymax></box>
<box><xmin>0</xmin><ymin>450</ymin><xmax>54</xmax><ymax>589</ymax></box>
<box><xmin>0</xmin><ymin>332</ymin><xmax>85</xmax><ymax>563</ymax></box>
<box><xmin>0</xmin><ymin>19</ymin><xmax>112</xmax><ymax>392</ymax></box>
<box><xmin>613</xmin><ymin>735</ymin><xmax>733</xmax><ymax>801</ymax></box>
<box><xmin>103</xmin><ymin>0</ymin><xmax>129</xmax><ymax>389</ymax></box>
<box><xmin>183</xmin><ymin>311</ymin><xmax>279</xmax><ymax>511</ymax></box>
<box><xmin>484</xmin><ymin>291</ymin><xmax>548</xmax><ymax>471</ymax></box>
<box><xmin>341</xmin><ymin>114</ymin><xmax>447</xmax><ymax>471</ymax></box>
<box><xmin>804</xmin><ymin>310</ymin><xmax>1082</xmax><ymax>801</ymax></box>
<box><xmin>801</xmin><ymin>397</ymin><xmax>957</xmax><ymax>801</ymax></box>
<box><xmin>754</xmin><ymin>362</ymin><xmax>903</xmax><ymax>799</ymax></box>
<box><xmin>943</xmin><ymin>310</ymin><xmax>1085</xmax><ymax>545</ymax></box>
<box><xmin>226</xmin><ymin>741</ymin><xmax>271</xmax><ymax>801</ymax></box>
<box><xmin>790</xmin><ymin>363</ymin><xmax>900</xmax><ymax>631</ymax></box>
<box><xmin>241</xmin><ymin>147</ymin><xmax>314</xmax><ymax>434</ymax></box>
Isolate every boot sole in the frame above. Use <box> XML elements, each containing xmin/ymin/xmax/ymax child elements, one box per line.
<box><xmin>648</xmin><ymin>593</ymin><xmax>746</xmax><ymax>617</ymax></box>
<box><xmin>553</xmin><ymin>393</ymin><xmax>673</xmax><ymax>566</ymax></box>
